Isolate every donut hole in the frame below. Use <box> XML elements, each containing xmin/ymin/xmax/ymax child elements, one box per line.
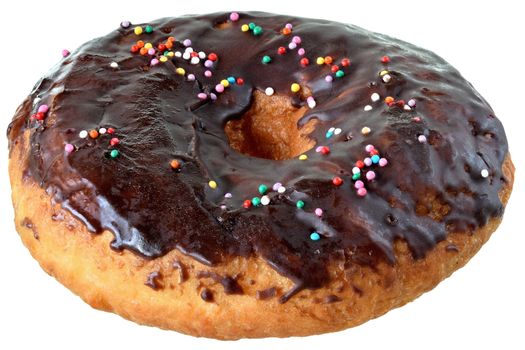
<box><xmin>224</xmin><ymin>90</ymin><xmax>317</xmax><ymax>160</ymax></box>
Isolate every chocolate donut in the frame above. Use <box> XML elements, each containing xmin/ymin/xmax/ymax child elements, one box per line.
<box><xmin>7</xmin><ymin>12</ymin><xmax>514</xmax><ymax>338</ymax></box>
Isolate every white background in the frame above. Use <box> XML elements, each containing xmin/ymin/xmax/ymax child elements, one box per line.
<box><xmin>1</xmin><ymin>0</ymin><xmax>523</xmax><ymax>349</ymax></box>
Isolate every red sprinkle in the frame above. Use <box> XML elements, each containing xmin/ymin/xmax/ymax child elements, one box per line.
<box><xmin>190</xmin><ymin>52</ymin><xmax>199</xmax><ymax>58</ymax></box>
<box><xmin>277</xmin><ymin>46</ymin><xmax>286</xmax><ymax>55</ymax></box>
<box><xmin>243</xmin><ymin>200</ymin><xmax>252</xmax><ymax>209</ymax></box>
<box><xmin>319</xmin><ymin>146</ymin><xmax>330</xmax><ymax>155</ymax></box>
<box><xmin>330</xmin><ymin>65</ymin><xmax>339</xmax><ymax>73</ymax></box>
<box><xmin>130</xmin><ymin>45</ymin><xmax>139</xmax><ymax>53</ymax></box>
<box><xmin>381</xmin><ymin>55</ymin><xmax>391</xmax><ymax>63</ymax></box>
<box><xmin>236</xmin><ymin>78</ymin><xmax>244</xmax><ymax>85</ymax></box>
<box><xmin>35</xmin><ymin>112</ymin><xmax>45</xmax><ymax>121</ymax></box>
<box><xmin>370</xmin><ymin>149</ymin><xmax>380</xmax><ymax>156</ymax></box>
<box><xmin>110</xmin><ymin>137</ymin><xmax>120</xmax><ymax>146</ymax></box>
<box><xmin>208</xmin><ymin>53</ymin><xmax>218</xmax><ymax>61</ymax></box>
<box><xmin>341</xmin><ymin>58</ymin><xmax>351</xmax><ymax>67</ymax></box>
<box><xmin>157</xmin><ymin>43</ymin><xmax>166</xmax><ymax>51</ymax></box>
<box><xmin>300</xmin><ymin>57</ymin><xmax>309</xmax><ymax>66</ymax></box>
<box><xmin>332</xmin><ymin>176</ymin><xmax>343</xmax><ymax>186</ymax></box>
<box><xmin>356</xmin><ymin>160</ymin><xmax>365</xmax><ymax>168</ymax></box>
<box><xmin>107</xmin><ymin>127</ymin><xmax>115</xmax><ymax>134</ymax></box>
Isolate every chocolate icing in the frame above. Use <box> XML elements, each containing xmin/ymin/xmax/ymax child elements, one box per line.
<box><xmin>7</xmin><ymin>12</ymin><xmax>509</xmax><ymax>301</ymax></box>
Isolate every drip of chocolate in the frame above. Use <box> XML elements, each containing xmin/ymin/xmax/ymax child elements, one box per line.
<box><xmin>7</xmin><ymin>12</ymin><xmax>508</xmax><ymax>301</ymax></box>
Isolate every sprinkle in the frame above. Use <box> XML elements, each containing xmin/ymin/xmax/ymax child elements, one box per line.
<box><xmin>258</xmin><ymin>184</ymin><xmax>268</xmax><ymax>194</ymax></box>
<box><xmin>310</xmin><ymin>232</ymin><xmax>321</xmax><ymax>241</ymax></box>
<box><xmin>215</xmin><ymin>84</ymin><xmax>225</xmax><ymax>93</ymax></box>
<box><xmin>361</xmin><ymin>126</ymin><xmax>371</xmax><ymax>135</ymax></box>
<box><xmin>89</xmin><ymin>130</ymin><xmax>99</xmax><ymax>139</ymax></box>
<box><xmin>291</xmin><ymin>83</ymin><xmax>301</xmax><ymax>93</ymax></box>
<box><xmin>364</xmin><ymin>157</ymin><xmax>372</xmax><ymax>166</ymax></box>
<box><xmin>408</xmin><ymin>99</ymin><xmax>416</xmax><ymax>108</ymax></box>
<box><xmin>150</xmin><ymin>58</ymin><xmax>159</xmax><ymax>66</ymax></box>
<box><xmin>316</xmin><ymin>57</ymin><xmax>325</xmax><ymax>65</ymax></box>
<box><xmin>99</xmin><ymin>127</ymin><xmax>107</xmax><ymax>134</ymax></box>
<box><xmin>64</xmin><ymin>144</ymin><xmax>74</xmax><ymax>153</ymax></box>
<box><xmin>366</xmin><ymin>171</ymin><xmax>376</xmax><ymax>181</ymax></box>
<box><xmin>326</xmin><ymin>127</ymin><xmax>335</xmax><ymax>138</ymax></box>
<box><xmin>110</xmin><ymin>149</ymin><xmax>119</xmax><ymax>158</ymax></box>
<box><xmin>288</xmin><ymin>42</ymin><xmax>297</xmax><ymax>50</ymax></box>
<box><xmin>282</xmin><ymin>27</ymin><xmax>292</xmax><ymax>35</ymax></box>
<box><xmin>418</xmin><ymin>135</ymin><xmax>427</xmax><ymax>143</ymax></box>
<box><xmin>298</xmin><ymin>48</ymin><xmax>306</xmax><ymax>56</ymax></box>
<box><xmin>208</xmin><ymin>53</ymin><xmax>218</xmax><ymax>61</ymax></box>
<box><xmin>159</xmin><ymin>56</ymin><xmax>168</xmax><ymax>63</ymax></box>
<box><xmin>292</xmin><ymin>36</ymin><xmax>302</xmax><ymax>44</ymax></box>
<box><xmin>379</xmin><ymin>158</ymin><xmax>388</xmax><ymax>167</ymax></box>
<box><xmin>335</xmin><ymin>70</ymin><xmax>345</xmax><ymax>78</ymax></box>
<box><xmin>253</xmin><ymin>26</ymin><xmax>263</xmax><ymax>36</ymax></box>
<box><xmin>332</xmin><ymin>176</ymin><xmax>343</xmax><ymax>186</ymax></box>
<box><xmin>382</xmin><ymin>74</ymin><xmax>392</xmax><ymax>83</ymax></box>
<box><xmin>197</xmin><ymin>93</ymin><xmax>207</xmax><ymax>100</ymax></box>
<box><xmin>134</xmin><ymin>26</ymin><xmax>143</xmax><ymax>35</ymax></box>
<box><xmin>384</xmin><ymin>96</ymin><xmax>394</xmax><ymax>104</ymax></box>
<box><xmin>220</xmin><ymin>79</ymin><xmax>230</xmax><ymax>87</ymax></box>
<box><xmin>208</xmin><ymin>180</ymin><xmax>217</xmax><ymax>189</ymax></box>
<box><xmin>170</xmin><ymin>159</ymin><xmax>181</xmax><ymax>169</ymax></box>
<box><xmin>183</xmin><ymin>39</ymin><xmax>192</xmax><ymax>47</ymax></box>
<box><xmin>277</xmin><ymin>186</ymin><xmax>286</xmax><ymax>194</ymax></box>
<box><xmin>241</xmin><ymin>24</ymin><xmax>250</xmax><ymax>32</ymax></box>
<box><xmin>262</xmin><ymin>55</ymin><xmax>272</xmax><ymax>64</ymax></box>
<box><xmin>174</xmin><ymin>51</ymin><xmax>182</xmax><ymax>58</ymax></box>
<box><xmin>190</xmin><ymin>56</ymin><xmax>200</xmax><ymax>65</ymax></box>
<box><xmin>324</xmin><ymin>56</ymin><xmax>333</xmax><ymax>64</ymax></box>
<box><xmin>331</xmin><ymin>65</ymin><xmax>339</xmax><ymax>73</ymax></box>
<box><xmin>364</xmin><ymin>105</ymin><xmax>373</xmax><ymax>111</ymax></box>
<box><xmin>278</xmin><ymin>46</ymin><xmax>287</xmax><ymax>55</ymax></box>
<box><xmin>307</xmin><ymin>96</ymin><xmax>316</xmax><ymax>109</ymax></box>
<box><xmin>354</xmin><ymin>180</ymin><xmax>364</xmax><ymax>189</ymax></box>
<box><xmin>236</xmin><ymin>78</ymin><xmax>244</xmax><ymax>85</ymax></box>
<box><xmin>334</xmin><ymin>128</ymin><xmax>342</xmax><ymax>135</ymax></box>
<box><xmin>224</xmin><ymin>192</ymin><xmax>232</xmax><ymax>198</ymax></box>
<box><xmin>108</xmin><ymin>137</ymin><xmax>119</xmax><ymax>146</ymax></box>
<box><xmin>285</xmin><ymin>23</ymin><xmax>293</xmax><ymax>29</ymax></box>
<box><xmin>371</xmin><ymin>93</ymin><xmax>380</xmax><ymax>102</ymax></box>
<box><xmin>314</xmin><ymin>208</ymin><xmax>323</xmax><ymax>216</ymax></box>
<box><xmin>38</xmin><ymin>105</ymin><xmax>49</xmax><ymax>113</ymax></box>
<box><xmin>298</xmin><ymin>154</ymin><xmax>308</xmax><ymax>160</ymax></box>
<box><xmin>352</xmin><ymin>173</ymin><xmax>361</xmax><ymax>181</ymax></box>
<box><xmin>481</xmin><ymin>169</ymin><xmax>489</xmax><ymax>178</ymax></box>
<box><xmin>230</xmin><ymin>12</ymin><xmax>240</xmax><ymax>21</ymax></box>
<box><xmin>204</xmin><ymin>70</ymin><xmax>212</xmax><ymax>77</ymax></box>
<box><xmin>325</xmin><ymin>75</ymin><xmax>333</xmax><ymax>83</ymax></box>
<box><xmin>381</xmin><ymin>55</ymin><xmax>390</xmax><ymax>63</ymax></box>
<box><xmin>371</xmin><ymin>155</ymin><xmax>380</xmax><ymax>164</ymax></box>
<box><xmin>261</xmin><ymin>195</ymin><xmax>270</xmax><ymax>205</ymax></box>
<box><xmin>357</xmin><ymin>188</ymin><xmax>367</xmax><ymax>197</ymax></box>
<box><xmin>107</xmin><ymin>127</ymin><xmax>115</xmax><ymax>134</ymax></box>
<box><xmin>316</xmin><ymin>146</ymin><xmax>330</xmax><ymax>155</ymax></box>
<box><xmin>144</xmin><ymin>25</ymin><xmax>153</xmax><ymax>34</ymax></box>
<box><xmin>341</xmin><ymin>58</ymin><xmax>351</xmax><ymax>67</ymax></box>
<box><xmin>120</xmin><ymin>21</ymin><xmax>131</xmax><ymax>28</ymax></box>
<box><xmin>227</xmin><ymin>77</ymin><xmax>236</xmax><ymax>84</ymax></box>
<box><xmin>243</xmin><ymin>200</ymin><xmax>252</xmax><ymax>208</ymax></box>
<box><xmin>109</xmin><ymin>61</ymin><xmax>119</xmax><ymax>69</ymax></box>
<box><xmin>252</xmin><ymin>197</ymin><xmax>261</xmax><ymax>206</ymax></box>
<box><xmin>187</xmin><ymin>74</ymin><xmax>195</xmax><ymax>81</ymax></box>
<box><xmin>210</xmin><ymin>93</ymin><xmax>217</xmax><ymax>101</ymax></box>
<box><xmin>62</xmin><ymin>49</ymin><xmax>70</xmax><ymax>57</ymax></box>
<box><xmin>272</xmin><ymin>182</ymin><xmax>282</xmax><ymax>191</ymax></box>
<box><xmin>296</xmin><ymin>200</ymin><xmax>305</xmax><ymax>209</ymax></box>
<box><xmin>265</xmin><ymin>87</ymin><xmax>274</xmax><ymax>96</ymax></box>
<box><xmin>300</xmin><ymin>57</ymin><xmax>309</xmax><ymax>66</ymax></box>
<box><xmin>175</xmin><ymin>68</ymin><xmax>186</xmax><ymax>75</ymax></box>
<box><xmin>365</xmin><ymin>144</ymin><xmax>375</xmax><ymax>152</ymax></box>
<box><xmin>352</xmin><ymin>167</ymin><xmax>361</xmax><ymax>175</ymax></box>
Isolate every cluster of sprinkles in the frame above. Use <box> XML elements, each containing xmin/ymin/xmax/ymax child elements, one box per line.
<box><xmin>77</xmin><ymin>126</ymin><xmax>120</xmax><ymax>158</ymax></box>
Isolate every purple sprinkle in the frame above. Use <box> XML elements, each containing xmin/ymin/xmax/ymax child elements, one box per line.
<box><xmin>204</xmin><ymin>59</ymin><xmax>213</xmax><ymax>68</ymax></box>
<box><xmin>408</xmin><ymin>99</ymin><xmax>416</xmax><ymax>107</ymax></box>
<box><xmin>285</xmin><ymin>23</ymin><xmax>293</xmax><ymax>29</ymax></box>
<box><xmin>210</xmin><ymin>93</ymin><xmax>217</xmax><ymax>101</ymax></box>
<box><xmin>150</xmin><ymin>58</ymin><xmax>159</xmax><ymax>66</ymax></box>
<box><xmin>120</xmin><ymin>21</ymin><xmax>131</xmax><ymax>28</ymax></box>
<box><xmin>288</xmin><ymin>42</ymin><xmax>297</xmax><ymax>50</ymax></box>
<box><xmin>364</xmin><ymin>157</ymin><xmax>373</xmax><ymax>166</ymax></box>
<box><xmin>272</xmin><ymin>182</ymin><xmax>282</xmax><ymax>191</ymax></box>
<box><xmin>325</xmin><ymin>75</ymin><xmax>333</xmax><ymax>83</ymax></box>
<box><xmin>183</xmin><ymin>39</ymin><xmax>192</xmax><ymax>47</ymax></box>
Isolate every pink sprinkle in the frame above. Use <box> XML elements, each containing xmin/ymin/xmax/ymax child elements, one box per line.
<box><xmin>272</xmin><ymin>182</ymin><xmax>282</xmax><ymax>191</ymax></box>
<box><xmin>366</xmin><ymin>171</ymin><xmax>376</xmax><ymax>181</ymax></box>
<box><xmin>292</xmin><ymin>36</ymin><xmax>301</xmax><ymax>44</ymax></box>
<box><xmin>187</xmin><ymin>74</ymin><xmax>196</xmax><ymax>81</ymax></box>
<box><xmin>418</xmin><ymin>135</ymin><xmax>427</xmax><ymax>143</ymax></box>
<box><xmin>204</xmin><ymin>70</ymin><xmax>212</xmax><ymax>77</ymax></box>
<box><xmin>148</xmin><ymin>48</ymin><xmax>156</xmax><ymax>55</ymax></box>
<box><xmin>325</xmin><ymin>75</ymin><xmax>333</xmax><ymax>83</ymax></box>
<box><xmin>229</xmin><ymin>12</ymin><xmax>240</xmax><ymax>21</ymax></box>
<box><xmin>364</xmin><ymin>157</ymin><xmax>372</xmax><ymax>166</ymax></box>
<box><xmin>215</xmin><ymin>84</ymin><xmax>225</xmax><ymax>93</ymax></box>
<box><xmin>150</xmin><ymin>58</ymin><xmax>159</xmax><ymax>66</ymax></box>
<box><xmin>314</xmin><ymin>208</ymin><xmax>323</xmax><ymax>216</ymax></box>
<box><xmin>288</xmin><ymin>42</ymin><xmax>297</xmax><ymax>50</ymax></box>
<box><xmin>315</xmin><ymin>146</ymin><xmax>323</xmax><ymax>153</ymax></box>
<box><xmin>297</xmin><ymin>48</ymin><xmax>305</xmax><ymax>56</ymax></box>
<box><xmin>357</xmin><ymin>188</ymin><xmax>367</xmax><ymax>197</ymax></box>
<box><xmin>285</xmin><ymin>23</ymin><xmax>293</xmax><ymax>29</ymax></box>
<box><xmin>62</xmin><ymin>49</ymin><xmax>70</xmax><ymax>57</ymax></box>
<box><xmin>354</xmin><ymin>180</ymin><xmax>364</xmax><ymax>189</ymax></box>
<box><xmin>365</xmin><ymin>144</ymin><xmax>375</xmax><ymax>152</ymax></box>
<box><xmin>197</xmin><ymin>93</ymin><xmax>207</xmax><ymax>100</ymax></box>
<box><xmin>413</xmin><ymin>116</ymin><xmax>422</xmax><ymax>122</ymax></box>
<box><xmin>38</xmin><ymin>105</ymin><xmax>49</xmax><ymax>113</ymax></box>
<box><xmin>64</xmin><ymin>144</ymin><xmax>74</xmax><ymax>153</ymax></box>
<box><xmin>379</xmin><ymin>158</ymin><xmax>388</xmax><ymax>167</ymax></box>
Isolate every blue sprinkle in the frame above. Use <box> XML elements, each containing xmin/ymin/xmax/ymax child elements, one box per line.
<box><xmin>227</xmin><ymin>76</ymin><xmax>236</xmax><ymax>84</ymax></box>
<box><xmin>325</xmin><ymin>131</ymin><xmax>334</xmax><ymax>138</ymax></box>
<box><xmin>310</xmin><ymin>232</ymin><xmax>321</xmax><ymax>241</ymax></box>
<box><xmin>371</xmin><ymin>154</ymin><xmax>380</xmax><ymax>164</ymax></box>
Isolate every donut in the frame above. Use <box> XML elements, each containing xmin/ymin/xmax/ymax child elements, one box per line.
<box><xmin>7</xmin><ymin>12</ymin><xmax>514</xmax><ymax>339</ymax></box>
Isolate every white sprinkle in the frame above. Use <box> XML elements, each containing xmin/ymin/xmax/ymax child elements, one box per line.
<box><xmin>184</xmin><ymin>47</ymin><xmax>193</xmax><ymax>53</ymax></box>
<box><xmin>328</xmin><ymin>127</ymin><xmax>335</xmax><ymax>133</ymax></box>
<box><xmin>364</xmin><ymin>105</ymin><xmax>373</xmax><ymax>111</ymax></box>
<box><xmin>174</xmin><ymin>51</ymin><xmax>182</xmax><ymax>58</ymax></box>
<box><xmin>277</xmin><ymin>186</ymin><xmax>286</xmax><ymax>194</ymax></box>
<box><xmin>371</xmin><ymin>92</ymin><xmax>380</xmax><ymax>102</ymax></box>
<box><xmin>404</xmin><ymin>105</ymin><xmax>412</xmax><ymax>111</ymax></box>
<box><xmin>418</xmin><ymin>135</ymin><xmax>427</xmax><ymax>143</ymax></box>
<box><xmin>33</xmin><ymin>97</ymin><xmax>41</xmax><ymax>105</ymax></box>
<box><xmin>190</xmin><ymin>56</ymin><xmax>200</xmax><ymax>65</ymax></box>
<box><xmin>224</xmin><ymin>192</ymin><xmax>232</xmax><ymax>198</ymax></box>
<box><xmin>265</xmin><ymin>87</ymin><xmax>274</xmax><ymax>96</ymax></box>
<box><xmin>99</xmin><ymin>128</ymin><xmax>107</xmax><ymax>135</ymax></box>
<box><xmin>361</xmin><ymin>126</ymin><xmax>371</xmax><ymax>135</ymax></box>
<box><xmin>334</xmin><ymin>128</ymin><xmax>342</xmax><ymax>135</ymax></box>
<box><xmin>182</xmin><ymin>52</ymin><xmax>191</xmax><ymax>60</ymax></box>
<box><xmin>481</xmin><ymin>169</ymin><xmax>489</xmax><ymax>178</ymax></box>
<box><xmin>382</xmin><ymin>74</ymin><xmax>392</xmax><ymax>83</ymax></box>
<box><xmin>110</xmin><ymin>61</ymin><xmax>119</xmax><ymax>69</ymax></box>
<box><xmin>261</xmin><ymin>195</ymin><xmax>270</xmax><ymax>205</ymax></box>
<box><xmin>198</xmin><ymin>51</ymin><xmax>206</xmax><ymax>59</ymax></box>
<box><xmin>307</xmin><ymin>98</ymin><xmax>316</xmax><ymax>109</ymax></box>
<box><xmin>352</xmin><ymin>167</ymin><xmax>361</xmax><ymax>174</ymax></box>
<box><xmin>79</xmin><ymin>130</ymin><xmax>88</xmax><ymax>139</ymax></box>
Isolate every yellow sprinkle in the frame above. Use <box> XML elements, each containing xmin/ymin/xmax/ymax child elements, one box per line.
<box><xmin>316</xmin><ymin>57</ymin><xmax>325</xmax><ymax>65</ymax></box>
<box><xmin>167</xmin><ymin>51</ymin><xmax>174</xmax><ymax>57</ymax></box>
<box><xmin>208</xmin><ymin>180</ymin><xmax>217</xmax><ymax>189</ymax></box>
<box><xmin>241</xmin><ymin>24</ymin><xmax>250</xmax><ymax>32</ymax></box>
<box><xmin>175</xmin><ymin>67</ymin><xmax>186</xmax><ymax>75</ymax></box>
<box><xmin>134</xmin><ymin>26</ymin><xmax>143</xmax><ymax>35</ymax></box>
<box><xmin>361</xmin><ymin>126</ymin><xmax>371</xmax><ymax>135</ymax></box>
<box><xmin>291</xmin><ymin>83</ymin><xmax>301</xmax><ymax>93</ymax></box>
<box><xmin>299</xmin><ymin>154</ymin><xmax>308</xmax><ymax>160</ymax></box>
<box><xmin>144</xmin><ymin>42</ymin><xmax>152</xmax><ymax>49</ymax></box>
<box><xmin>379</xmin><ymin>70</ymin><xmax>389</xmax><ymax>76</ymax></box>
<box><xmin>220</xmin><ymin>79</ymin><xmax>230</xmax><ymax>87</ymax></box>
<box><xmin>159</xmin><ymin>56</ymin><xmax>168</xmax><ymax>63</ymax></box>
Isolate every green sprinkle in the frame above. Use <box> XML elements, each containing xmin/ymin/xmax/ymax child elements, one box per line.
<box><xmin>262</xmin><ymin>55</ymin><xmax>272</xmax><ymax>64</ymax></box>
<box><xmin>335</xmin><ymin>70</ymin><xmax>345</xmax><ymax>78</ymax></box>
<box><xmin>253</xmin><ymin>26</ymin><xmax>263</xmax><ymax>35</ymax></box>
<box><xmin>145</xmin><ymin>25</ymin><xmax>153</xmax><ymax>33</ymax></box>
<box><xmin>252</xmin><ymin>197</ymin><xmax>261</xmax><ymax>206</ymax></box>
<box><xmin>296</xmin><ymin>200</ymin><xmax>305</xmax><ymax>209</ymax></box>
<box><xmin>352</xmin><ymin>173</ymin><xmax>361</xmax><ymax>181</ymax></box>
<box><xmin>110</xmin><ymin>149</ymin><xmax>119</xmax><ymax>158</ymax></box>
<box><xmin>248</xmin><ymin>22</ymin><xmax>256</xmax><ymax>30</ymax></box>
<box><xmin>258</xmin><ymin>184</ymin><xmax>268</xmax><ymax>195</ymax></box>
<box><xmin>310</xmin><ymin>232</ymin><xmax>321</xmax><ymax>241</ymax></box>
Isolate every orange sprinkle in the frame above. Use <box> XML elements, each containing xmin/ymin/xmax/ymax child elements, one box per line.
<box><xmin>384</xmin><ymin>96</ymin><xmax>394</xmax><ymax>104</ymax></box>
<box><xmin>139</xmin><ymin>47</ymin><xmax>148</xmax><ymax>55</ymax></box>
<box><xmin>324</xmin><ymin>56</ymin><xmax>333</xmax><ymax>64</ymax></box>
<box><xmin>167</xmin><ymin>36</ymin><xmax>176</xmax><ymax>42</ymax></box>
<box><xmin>89</xmin><ymin>130</ymin><xmax>99</xmax><ymax>139</ymax></box>
<box><xmin>170</xmin><ymin>159</ymin><xmax>181</xmax><ymax>170</ymax></box>
<box><xmin>282</xmin><ymin>27</ymin><xmax>292</xmax><ymax>35</ymax></box>
<box><xmin>165</xmin><ymin>41</ymin><xmax>173</xmax><ymax>49</ymax></box>
<box><xmin>136</xmin><ymin>40</ymin><xmax>145</xmax><ymax>48</ymax></box>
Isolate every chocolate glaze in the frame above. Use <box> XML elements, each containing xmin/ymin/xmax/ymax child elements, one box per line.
<box><xmin>7</xmin><ymin>12</ymin><xmax>509</xmax><ymax>301</ymax></box>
